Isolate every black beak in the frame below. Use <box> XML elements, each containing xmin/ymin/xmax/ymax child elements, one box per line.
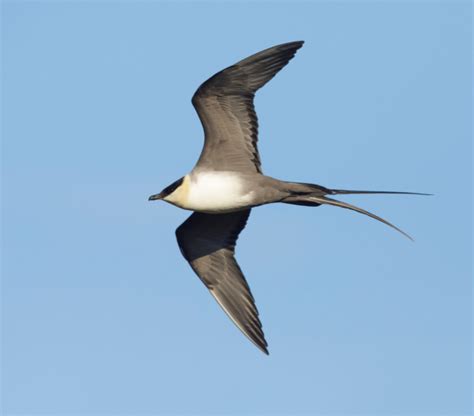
<box><xmin>148</xmin><ymin>193</ymin><xmax>163</xmax><ymax>201</ymax></box>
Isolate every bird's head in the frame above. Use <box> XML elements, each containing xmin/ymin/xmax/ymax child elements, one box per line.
<box><xmin>148</xmin><ymin>176</ymin><xmax>185</xmax><ymax>202</ymax></box>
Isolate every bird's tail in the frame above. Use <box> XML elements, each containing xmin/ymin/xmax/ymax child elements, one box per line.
<box><xmin>282</xmin><ymin>184</ymin><xmax>430</xmax><ymax>241</ymax></box>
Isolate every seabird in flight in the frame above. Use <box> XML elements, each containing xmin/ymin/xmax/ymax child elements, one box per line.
<box><xmin>149</xmin><ymin>41</ymin><xmax>425</xmax><ymax>354</ymax></box>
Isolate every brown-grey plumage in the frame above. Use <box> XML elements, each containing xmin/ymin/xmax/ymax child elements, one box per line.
<box><xmin>192</xmin><ymin>41</ymin><xmax>304</xmax><ymax>173</ymax></box>
<box><xmin>148</xmin><ymin>41</ymin><xmax>428</xmax><ymax>355</ymax></box>
<box><xmin>175</xmin><ymin>209</ymin><xmax>268</xmax><ymax>354</ymax></box>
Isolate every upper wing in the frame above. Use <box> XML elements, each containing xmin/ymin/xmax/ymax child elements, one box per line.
<box><xmin>192</xmin><ymin>41</ymin><xmax>304</xmax><ymax>174</ymax></box>
<box><xmin>175</xmin><ymin>209</ymin><xmax>268</xmax><ymax>354</ymax></box>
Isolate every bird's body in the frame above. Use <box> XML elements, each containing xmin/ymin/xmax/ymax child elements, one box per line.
<box><xmin>163</xmin><ymin>171</ymin><xmax>296</xmax><ymax>213</ymax></box>
<box><xmin>149</xmin><ymin>41</ymin><xmax>425</xmax><ymax>354</ymax></box>
<box><xmin>164</xmin><ymin>172</ymin><xmax>256</xmax><ymax>213</ymax></box>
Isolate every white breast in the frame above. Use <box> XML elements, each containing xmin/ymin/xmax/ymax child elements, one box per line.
<box><xmin>167</xmin><ymin>172</ymin><xmax>253</xmax><ymax>213</ymax></box>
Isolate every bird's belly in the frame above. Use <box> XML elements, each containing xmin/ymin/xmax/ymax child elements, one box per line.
<box><xmin>182</xmin><ymin>172</ymin><xmax>254</xmax><ymax>213</ymax></box>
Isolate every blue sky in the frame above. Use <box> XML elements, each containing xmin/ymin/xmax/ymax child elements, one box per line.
<box><xmin>2</xmin><ymin>1</ymin><xmax>471</xmax><ymax>415</ymax></box>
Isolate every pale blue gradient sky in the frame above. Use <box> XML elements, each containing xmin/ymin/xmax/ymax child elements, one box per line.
<box><xmin>2</xmin><ymin>1</ymin><xmax>472</xmax><ymax>415</ymax></box>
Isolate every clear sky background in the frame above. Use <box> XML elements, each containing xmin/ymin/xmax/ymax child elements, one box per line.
<box><xmin>2</xmin><ymin>1</ymin><xmax>472</xmax><ymax>415</ymax></box>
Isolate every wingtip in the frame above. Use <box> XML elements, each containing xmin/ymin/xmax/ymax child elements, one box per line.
<box><xmin>259</xmin><ymin>344</ymin><xmax>270</xmax><ymax>355</ymax></box>
<box><xmin>282</xmin><ymin>40</ymin><xmax>305</xmax><ymax>49</ymax></box>
<box><xmin>246</xmin><ymin>332</ymin><xmax>269</xmax><ymax>355</ymax></box>
<box><xmin>257</xmin><ymin>334</ymin><xmax>270</xmax><ymax>355</ymax></box>
<box><xmin>270</xmin><ymin>40</ymin><xmax>304</xmax><ymax>53</ymax></box>
<box><xmin>294</xmin><ymin>40</ymin><xmax>305</xmax><ymax>51</ymax></box>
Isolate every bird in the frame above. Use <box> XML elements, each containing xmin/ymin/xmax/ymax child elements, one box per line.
<box><xmin>148</xmin><ymin>41</ymin><xmax>426</xmax><ymax>355</ymax></box>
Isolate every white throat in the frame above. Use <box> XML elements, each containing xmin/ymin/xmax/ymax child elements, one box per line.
<box><xmin>164</xmin><ymin>172</ymin><xmax>253</xmax><ymax>213</ymax></box>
